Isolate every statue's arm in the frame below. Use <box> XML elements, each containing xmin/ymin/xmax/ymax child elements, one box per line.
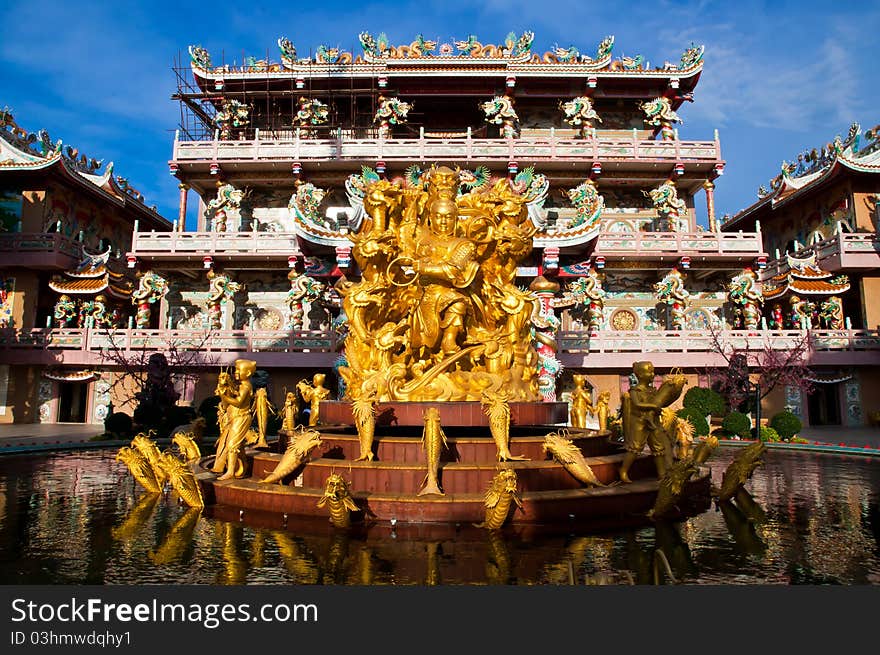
<box><xmin>222</xmin><ymin>383</ymin><xmax>253</xmax><ymax>409</ymax></box>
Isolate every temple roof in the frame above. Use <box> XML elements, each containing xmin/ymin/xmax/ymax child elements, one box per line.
<box><xmin>48</xmin><ymin>246</ymin><xmax>133</xmax><ymax>299</ymax></box>
<box><xmin>724</xmin><ymin>123</ymin><xmax>880</xmax><ymax>230</ymax></box>
<box><xmin>0</xmin><ymin>109</ymin><xmax>171</xmax><ymax>229</ymax></box>
<box><xmin>762</xmin><ymin>252</ymin><xmax>850</xmax><ymax>299</ymax></box>
<box><xmin>187</xmin><ymin>32</ymin><xmax>704</xmax><ymax>84</ymax></box>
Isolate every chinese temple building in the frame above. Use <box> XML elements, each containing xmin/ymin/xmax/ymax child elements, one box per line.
<box><xmin>2</xmin><ymin>31</ymin><xmax>879</xmax><ymax>430</ymax></box>
<box><xmin>0</xmin><ymin>109</ymin><xmax>172</xmax><ymax>423</ymax></box>
<box><xmin>724</xmin><ymin>123</ymin><xmax>880</xmax><ymax>426</ymax></box>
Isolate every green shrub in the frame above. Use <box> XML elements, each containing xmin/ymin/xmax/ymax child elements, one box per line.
<box><xmin>682</xmin><ymin>386</ymin><xmax>727</xmax><ymax>417</ymax></box>
<box><xmin>770</xmin><ymin>410</ymin><xmax>802</xmax><ymax>441</ymax></box>
<box><xmin>104</xmin><ymin>411</ymin><xmax>133</xmax><ymax>438</ymax></box>
<box><xmin>198</xmin><ymin>396</ymin><xmax>221</xmax><ymax>439</ymax></box>
<box><xmin>759</xmin><ymin>425</ymin><xmax>780</xmax><ymax>442</ymax></box>
<box><xmin>676</xmin><ymin>407</ymin><xmax>710</xmax><ymax>437</ymax></box>
<box><xmin>721</xmin><ymin>411</ymin><xmax>752</xmax><ymax>438</ymax></box>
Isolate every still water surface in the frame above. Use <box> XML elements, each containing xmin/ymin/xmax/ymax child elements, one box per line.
<box><xmin>1</xmin><ymin>447</ymin><xmax>878</xmax><ymax>585</ymax></box>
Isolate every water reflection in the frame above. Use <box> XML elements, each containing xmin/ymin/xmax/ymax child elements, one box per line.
<box><xmin>0</xmin><ymin>448</ymin><xmax>879</xmax><ymax>584</ymax></box>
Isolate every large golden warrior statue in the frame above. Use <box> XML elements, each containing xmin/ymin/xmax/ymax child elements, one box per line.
<box><xmin>338</xmin><ymin>165</ymin><xmax>541</xmax><ymax>404</ymax></box>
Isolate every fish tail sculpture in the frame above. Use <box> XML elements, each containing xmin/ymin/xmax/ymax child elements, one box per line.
<box><xmin>159</xmin><ymin>452</ymin><xmax>205</xmax><ymax>509</ymax></box>
<box><xmin>714</xmin><ymin>440</ymin><xmax>766</xmax><ymax>504</ymax></box>
<box><xmin>541</xmin><ymin>430</ymin><xmax>605</xmax><ymax>487</ymax></box>
<box><xmin>115</xmin><ymin>446</ymin><xmax>162</xmax><ymax>493</ymax></box>
<box><xmin>352</xmin><ymin>394</ymin><xmax>377</xmax><ymax>462</ymax></box>
<box><xmin>260</xmin><ymin>427</ymin><xmax>323</xmax><ymax>484</ymax></box>
<box><xmin>474</xmin><ymin>468</ymin><xmax>524</xmax><ymax>530</ymax></box>
<box><xmin>316</xmin><ymin>473</ymin><xmax>360</xmax><ymax>528</ymax></box>
<box><xmin>418</xmin><ymin>407</ymin><xmax>447</xmax><ymax>496</ymax></box>
<box><xmin>482</xmin><ymin>389</ymin><xmax>527</xmax><ymax>462</ymax></box>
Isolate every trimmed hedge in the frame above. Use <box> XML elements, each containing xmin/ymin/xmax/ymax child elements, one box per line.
<box><xmin>721</xmin><ymin>411</ymin><xmax>752</xmax><ymax>438</ymax></box>
<box><xmin>759</xmin><ymin>425</ymin><xmax>781</xmax><ymax>442</ymax></box>
<box><xmin>682</xmin><ymin>386</ymin><xmax>727</xmax><ymax>418</ymax></box>
<box><xmin>676</xmin><ymin>406</ymin><xmax>710</xmax><ymax>437</ymax></box>
<box><xmin>770</xmin><ymin>410</ymin><xmax>802</xmax><ymax>441</ymax></box>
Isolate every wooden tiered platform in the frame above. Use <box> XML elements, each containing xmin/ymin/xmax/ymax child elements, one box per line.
<box><xmin>196</xmin><ymin>410</ymin><xmax>712</xmax><ymax>527</ymax></box>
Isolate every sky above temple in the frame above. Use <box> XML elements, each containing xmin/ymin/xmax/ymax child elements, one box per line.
<box><xmin>2</xmin><ymin>0</ymin><xmax>878</xmax><ymax>230</ymax></box>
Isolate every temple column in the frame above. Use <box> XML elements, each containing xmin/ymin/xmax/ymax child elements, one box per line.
<box><xmin>704</xmin><ymin>179</ymin><xmax>716</xmax><ymax>231</ymax></box>
<box><xmin>178</xmin><ymin>183</ymin><xmax>189</xmax><ymax>231</ymax></box>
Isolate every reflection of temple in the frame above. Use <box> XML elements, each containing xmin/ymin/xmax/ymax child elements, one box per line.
<box><xmin>2</xmin><ymin>36</ymin><xmax>880</xmax><ymax>428</ymax></box>
<box><xmin>724</xmin><ymin>123</ymin><xmax>880</xmax><ymax>427</ymax></box>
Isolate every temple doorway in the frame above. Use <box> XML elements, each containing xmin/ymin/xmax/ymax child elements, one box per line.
<box><xmin>806</xmin><ymin>382</ymin><xmax>841</xmax><ymax>426</ymax></box>
<box><xmin>57</xmin><ymin>382</ymin><xmax>88</xmax><ymax>423</ymax></box>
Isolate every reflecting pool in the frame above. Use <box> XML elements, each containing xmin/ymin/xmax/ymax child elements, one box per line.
<box><xmin>1</xmin><ymin>448</ymin><xmax>878</xmax><ymax>584</ymax></box>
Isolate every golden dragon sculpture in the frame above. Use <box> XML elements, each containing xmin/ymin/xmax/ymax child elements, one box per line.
<box><xmin>542</xmin><ymin>430</ymin><xmax>605</xmax><ymax>487</ymax></box>
<box><xmin>474</xmin><ymin>468</ymin><xmax>524</xmax><ymax>530</ymax></box>
<box><xmin>317</xmin><ymin>473</ymin><xmax>360</xmax><ymax>528</ymax></box>
<box><xmin>418</xmin><ymin>406</ymin><xmax>448</xmax><ymax>496</ymax></box>
<box><xmin>260</xmin><ymin>427</ymin><xmax>324</xmax><ymax>484</ymax></box>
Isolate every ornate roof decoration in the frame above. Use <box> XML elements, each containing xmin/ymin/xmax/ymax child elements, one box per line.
<box><xmin>42</xmin><ymin>369</ymin><xmax>98</xmax><ymax>382</ymax></box>
<box><xmin>187</xmin><ymin>33</ymin><xmax>704</xmax><ymax>78</ymax></box>
<box><xmin>762</xmin><ymin>252</ymin><xmax>850</xmax><ymax>299</ymax></box>
<box><xmin>49</xmin><ymin>246</ymin><xmax>132</xmax><ymax>299</ymax></box>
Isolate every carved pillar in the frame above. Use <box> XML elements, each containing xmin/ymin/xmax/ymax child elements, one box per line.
<box><xmin>177</xmin><ymin>183</ymin><xmax>189</xmax><ymax>231</ymax></box>
<box><xmin>703</xmin><ymin>180</ymin><xmax>716</xmax><ymax>231</ymax></box>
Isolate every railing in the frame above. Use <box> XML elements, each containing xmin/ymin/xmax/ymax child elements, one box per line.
<box><xmin>763</xmin><ymin>233</ymin><xmax>880</xmax><ymax>277</ymax></box>
<box><xmin>595</xmin><ymin>230</ymin><xmax>764</xmax><ymax>256</ymax></box>
<box><xmin>557</xmin><ymin>328</ymin><xmax>880</xmax><ymax>354</ymax></box>
<box><xmin>172</xmin><ymin>132</ymin><xmax>722</xmax><ymax>164</ymax></box>
<box><xmin>130</xmin><ymin>230</ymin><xmax>304</xmax><ymax>255</ymax></box>
<box><xmin>0</xmin><ymin>328</ymin><xmax>336</xmax><ymax>353</ymax></box>
<box><xmin>0</xmin><ymin>232</ymin><xmax>82</xmax><ymax>257</ymax></box>
<box><xmin>2</xmin><ymin>327</ymin><xmax>878</xmax><ymax>356</ymax></box>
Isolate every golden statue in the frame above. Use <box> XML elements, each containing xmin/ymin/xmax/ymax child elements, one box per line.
<box><xmin>252</xmin><ymin>387</ymin><xmax>274</xmax><ymax>448</ymax></box>
<box><xmin>569</xmin><ymin>374</ymin><xmax>593</xmax><ymax>429</ymax></box>
<box><xmin>336</xmin><ymin>165</ymin><xmax>542</xmax><ymax>403</ymax></box>
<box><xmin>595</xmin><ymin>390</ymin><xmax>611</xmax><ymax>432</ymax></box>
<box><xmin>352</xmin><ymin>389</ymin><xmax>378</xmax><ymax>462</ymax></box>
<box><xmin>216</xmin><ymin>358</ymin><xmax>257</xmax><ymax>481</ymax></box>
<box><xmin>418</xmin><ymin>407</ymin><xmax>448</xmax><ymax>496</ymax></box>
<box><xmin>172</xmin><ymin>431</ymin><xmax>201</xmax><ymax>462</ymax></box>
<box><xmin>131</xmin><ymin>432</ymin><xmax>168</xmax><ymax>488</ymax></box>
<box><xmin>158</xmin><ymin>451</ymin><xmax>205</xmax><ymax>509</ymax></box>
<box><xmin>474</xmin><ymin>468</ymin><xmax>524</xmax><ymax>530</ymax></box>
<box><xmin>542</xmin><ymin>430</ymin><xmax>605</xmax><ymax>487</ymax></box>
<box><xmin>317</xmin><ymin>473</ymin><xmax>360</xmax><ymax>528</ymax></box>
<box><xmin>260</xmin><ymin>427</ymin><xmax>324</xmax><ymax>484</ymax></box>
<box><xmin>211</xmin><ymin>369</ymin><xmax>235</xmax><ymax>474</ymax></box>
<box><xmin>482</xmin><ymin>388</ymin><xmax>527</xmax><ymax>461</ymax></box>
<box><xmin>279</xmin><ymin>389</ymin><xmax>297</xmax><ymax>433</ymax></box>
<box><xmin>618</xmin><ymin>361</ymin><xmax>686</xmax><ymax>483</ymax></box>
<box><xmin>297</xmin><ymin>373</ymin><xmax>331</xmax><ymax>426</ymax></box>
<box><xmin>660</xmin><ymin>407</ymin><xmax>694</xmax><ymax>460</ymax></box>
<box><xmin>115</xmin><ymin>446</ymin><xmax>162</xmax><ymax>493</ymax></box>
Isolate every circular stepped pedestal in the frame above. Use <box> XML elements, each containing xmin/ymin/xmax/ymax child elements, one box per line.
<box><xmin>198</xmin><ymin>422</ymin><xmax>712</xmax><ymax>526</ymax></box>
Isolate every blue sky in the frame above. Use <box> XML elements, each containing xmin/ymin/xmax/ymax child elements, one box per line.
<box><xmin>2</xmin><ymin>0</ymin><xmax>878</xmax><ymax>231</ymax></box>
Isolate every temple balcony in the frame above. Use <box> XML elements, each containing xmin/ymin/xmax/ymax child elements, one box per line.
<box><xmin>0</xmin><ymin>233</ymin><xmax>83</xmax><ymax>269</ymax></box>
<box><xmin>1</xmin><ymin>327</ymin><xmax>878</xmax><ymax>370</ymax></box>
<box><xmin>591</xmin><ymin>229</ymin><xmax>765</xmax><ymax>264</ymax></box>
<box><xmin>762</xmin><ymin>232</ymin><xmax>880</xmax><ymax>279</ymax></box>
<box><xmin>127</xmin><ymin>230</ymin><xmax>304</xmax><ymax>270</ymax></box>
<box><xmin>558</xmin><ymin>328</ymin><xmax>880</xmax><ymax>368</ymax></box>
<box><xmin>171</xmin><ymin>130</ymin><xmax>722</xmax><ymax>173</ymax></box>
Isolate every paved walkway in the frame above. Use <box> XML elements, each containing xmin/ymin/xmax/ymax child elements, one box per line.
<box><xmin>1</xmin><ymin>421</ymin><xmax>880</xmax><ymax>449</ymax></box>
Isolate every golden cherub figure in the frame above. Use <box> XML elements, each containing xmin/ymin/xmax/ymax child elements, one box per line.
<box><xmin>297</xmin><ymin>373</ymin><xmax>331</xmax><ymax>426</ymax></box>
<box><xmin>569</xmin><ymin>374</ymin><xmax>593</xmax><ymax>429</ymax></box>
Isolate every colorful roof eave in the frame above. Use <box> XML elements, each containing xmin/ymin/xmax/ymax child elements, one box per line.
<box><xmin>724</xmin><ymin>153</ymin><xmax>880</xmax><ymax>230</ymax></box>
<box><xmin>0</xmin><ymin>154</ymin><xmax>171</xmax><ymax>229</ymax></box>
<box><xmin>189</xmin><ymin>60</ymin><xmax>703</xmax><ymax>83</ymax></box>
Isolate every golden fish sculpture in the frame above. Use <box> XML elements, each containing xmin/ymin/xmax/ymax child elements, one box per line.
<box><xmin>660</xmin><ymin>407</ymin><xmax>694</xmax><ymax>461</ymax></box>
<box><xmin>260</xmin><ymin>427</ymin><xmax>324</xmax><ymax>484</ymax></box>
<box><xmin>252</xmin><ymin>387</ymin><xmax>275</xmax><ymax>449</ymax></box>
<box><xmin>474</xmin><ymin>468</ymin><xmax>524</xmax><ymax>530</ymax></box>
<box><xmin>317</xmin><ymin>473</ymin><xmax>360</xmax><ymax>528</ymax></box>
<box><xmin>542</xmin><ymin>430</ymin><xmax>605</xmax><ymax>487</ymax></box>
<box><xmin>481</xmin><ymin>389</ymin><xmax>527</xmax><ymax>462</ymax></box>
<box><xmin>418</xmin><ymin>407</ymin><xmax>448</xmax><ymax>496</ymax></box>
<box><xmin>115</xmin><ymin>446</ymin><xmax>162</xmax><ymax>493</ymax></box>
<box><xmin>131</xmin><ymin>432</ymin><xmax>168</xmax><ymax>488</ymax></box>
<box><xmin>352</xmin><ymin>392</ymin><xmax>378</xmax><ymax>462</ymax></box>
<box><xmin>158</xmin><ymin>451</ymin><xmax>205</xmax><ymax>509</ymax></box>
<box><xmin>172</xmin><ymin>431</ymin><xmax>202</xmax><ymax>462</ymax></box>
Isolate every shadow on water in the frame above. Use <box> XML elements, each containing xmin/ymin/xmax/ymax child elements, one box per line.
<box><xmin>1</xmin><ymin>447</ymin><xmax>879</xmax><ymax>584</ymax></box>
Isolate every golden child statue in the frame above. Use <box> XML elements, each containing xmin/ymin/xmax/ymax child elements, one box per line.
<box><xmin>297</xmin><ymin>373</ymin><xmax>331</xmax><ymax>426</ymax></box>
<box><xmin>211</xmin><ymin>369</ymin><xmax>235</xmax><ymax>474</ymax></box>
<box><xmin>618</xmin><ymin>361</ymin><xmax>686</xmax><ymax>483</ymax></box>
<box><xmin>569</xmin><ymin>374</ymin><xmax>593</xmax><ymax>429</ymax></box>
<box><xmin>216</xmin><ymin>358</ymin><xmax>257</xmax><ymax>481</ymax></box>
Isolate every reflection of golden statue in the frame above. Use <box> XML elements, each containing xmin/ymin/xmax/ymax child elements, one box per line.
<box><xmin>216</xmin><ymin>359</ymin><xmax>257</xmax><ymax>481</ymax></box>
<box><xmin>569</xmin><ymin>374</ymin><xmax>592</xmax><ymax>429</ymax></box>
<box><xmin>297</xmin><ymin>373</ymin><xmax>331</xmax><ymax>426</ymax></box>
<box><xmin>337</xmin><ymin>165</ymin><xmax>542</xmax><ymax>403</ymax></box>
<box><xmin>619</xmin><ymin>361</ymin><xmax>686</xmax><ymax>483</ymax></box>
